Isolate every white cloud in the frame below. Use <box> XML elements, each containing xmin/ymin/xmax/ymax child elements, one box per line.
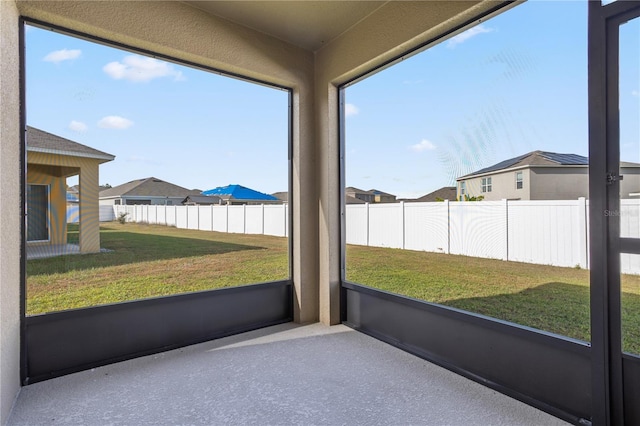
<box><xmin>345</xmin><ymin>103</ymin><xmax>359</xmax><ymax>117</ymax></box>
<box><xmin>103</xmin><ymin>55</ymin><xmax>185</xmax><ymax>82</ymax></box>
<box><xmin>448</xmin><ymin>25</ymin><xmax>494</xmax><ymax>48</ymax></box>
<box><xmin>43</xmin><ymin>49</ymin><xmax>81</xmax><ymax>63</ymax></box>
<box><xmin>98</xmin><ymin>116</ymin><xmax>134</xmax><ymax>130</ymax></box>
<box><xmin>68</xmin><ymin>120</ymin><xmax>88</xmax><ymax>133</ymax></box>
<box><xmin>410</xmin><ymin>139</ymin><xmax>437</xmax><ymax>152</ymax></box>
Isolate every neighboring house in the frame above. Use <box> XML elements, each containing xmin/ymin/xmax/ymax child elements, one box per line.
<box><xmin>370</xmin><ymin>189</ymin><xmax>396</xmax><ymax>203</ymax></box>
<box><xmin>345</xmin><ymin>187</ymin><xmax>396</xmax><ymax>203</ymax></box>
<box><xmin>413</xmin><ymin>186</ymin><xmax>457</xmax><ymax>202</ymax></box>
<box><xmin>99</xmin><ymin>177</ymin><xmax>201</xmax><ymax>206</ymax></box>
<box><xmin>272</xmin><ymin>191</ymin><xmax>288</xmax><ymax>203</ymax></box>
<box><xmin>182</xmin><ymin>195</ymin><xmax>222</xmax><ymax>205</ymax></box>
<box><xmin>201</xmin><ymin>184</ymin><xmax>280</xmax><ymax>205</ymax></box>
<box><xmin>27</xmin><ymin>126</ymin><xmax>115</xmax><ymax>253</ymax></box>
<box><xmin>456</xmin><ymin>150</ymin><xmax>640</xmax><ymax>201</ymax></box>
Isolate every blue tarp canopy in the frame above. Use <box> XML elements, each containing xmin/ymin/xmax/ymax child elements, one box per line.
<box><xmin>201</xmin><ymin>184</ymin><xmax>277</xmax><ymax>201</ymax></box>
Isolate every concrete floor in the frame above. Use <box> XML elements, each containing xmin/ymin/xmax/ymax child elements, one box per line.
<box><xmin>9</xmin><ymin>323</ymin><xmax>568</xmax><ymax>425</ymax></box>
<box><xmin>26</xmin><ymin>244</ymin><xmax>111</xmax><ymax>260</ymax></box>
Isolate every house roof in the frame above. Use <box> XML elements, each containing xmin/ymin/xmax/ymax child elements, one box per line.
<box><xmin>272</xmin><ymin>191</ymin><xmax>289</xmax><ymax>202</ymax></box>
<box><xmin>346</xmin><ymin>195</ymin><xmax>366</xmax><ymax>204</ymax></box>
<box><xmin>459</xmin><ymin>151</ymin><xmax>590</xmax><ymax>179</ymax></box>
<box><xmin>369</xmin><ymin>189</ymin><xmax>395</xmax><ymax>197</ymax></box>
<box><xmin>100</xmin><ymin>177</ymin><xmax>201</xmax><ymax>198</ymax></box>
<box><xmin>345</xmin><ymin>187</ymin><xmax>374</xmax><ymax>195</ymax></box>
<box><xmin>26</xmin><ymin>126</ymin><xmax>115</xmax><ymax>163</ymax></box>
<box><xmin>201</xmin><ymin>184</ymin><xmax>278</xmax><ymax>201</ymax></box>
<box><xmin>182</xmin><ymin>195</ymin><xmax>222</xmax><ymax>205</ymax></box>
<box><xmin>414</xmin><ymin>187</ymin><xmax>457</xmax><ymax>202</ymax></box>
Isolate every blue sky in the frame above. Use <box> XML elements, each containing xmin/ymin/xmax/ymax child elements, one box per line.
<box><xmin>26</xmin><ymin>1</ymin><xmax>639</xmax><ymax>199</ymax></box>
<box><xmin>26</xmin><ymin>26</ymin><xmax>289</xmax><ymax>194</ymax></box>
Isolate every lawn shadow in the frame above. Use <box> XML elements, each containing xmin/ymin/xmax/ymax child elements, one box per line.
<box><xmin>440</xmin><ymin>281</ymin><xmax>640</xmax><ymax>353</ymax></box>
<box><xmin>27</xmin><ymin>230</ymin><xmax>266</xmax><ymax>276</ymax></box>
<box><xmin>442</xmin><ymin>282</ymin><xmax>591</xmax><ymax>341</ymax></box>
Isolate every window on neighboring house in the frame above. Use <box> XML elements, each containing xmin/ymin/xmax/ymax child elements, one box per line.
<box><xmin>114</xmin><ymin>199</ymin><xmax>121</xmax><ymax>205</ymax></box>
<box><xmin>516</xmin><ymin>171</ymin><xmax>523</xmax><ymax>189</ymax></box>
<box><xmin>481</xmin><ymin>177</ymin><xmax>492</xmax><ymax>193</ymax></box>
<box><xmin>460</xmin><ymin>182</ymin><xmax>466</xmax><ymax>196</ymax></box>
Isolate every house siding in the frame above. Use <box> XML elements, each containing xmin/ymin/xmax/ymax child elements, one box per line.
<box><xmin>529</xmin><ymin>168</ymin><xmax>588</xmax><ymax>200</ymax></box>
<box><xmin>458</xmin><ymin>168</ymin><xmax>531</xmax><ymax>201</ymax></box>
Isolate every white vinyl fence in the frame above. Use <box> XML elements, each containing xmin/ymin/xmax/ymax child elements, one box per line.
<box><xmin>104</xmin><ymin>199</ymin><xmax>640</xmax><ymax>274</ymax></box>
<box><xmin>113</xmin><ymin>204</ymin><xmax>289</xmax><ymax>237</ymax></box>
<box><xmin>67</xmin><ymin>204</ymin><xmax>118</xmax><ymax>223</ymax></box>
<box><xmin>347</xmin><ymin>198</ymin><xmax>640</xmax><ymax>275</ymax></box>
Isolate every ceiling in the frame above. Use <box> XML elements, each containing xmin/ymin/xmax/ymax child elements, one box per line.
<box><xmin>183</xmin><ymin>1</ymin><xmax>388</xmax><ymax>52</ymax></box>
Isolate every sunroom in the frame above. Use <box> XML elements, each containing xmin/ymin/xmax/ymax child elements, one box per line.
<box><xmin>1</xmin><ymin>1</ymin><xmax>638</xmax><ymax>425</ymax></box>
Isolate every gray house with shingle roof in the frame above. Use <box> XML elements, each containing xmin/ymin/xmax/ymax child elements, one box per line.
<box><xmin>99</xmin><ymin>177</ymin><xmax>201</xmax><ymax>206</ymax></box>
<box><xmin>413</xmin><ymin>186</ymin><xmax>457</xmax><ymax>202</ymax></box>
<box><xmin>456</xmin><ymin>150</ymin><xmax>640</xmax><ymax>201</ymax></box>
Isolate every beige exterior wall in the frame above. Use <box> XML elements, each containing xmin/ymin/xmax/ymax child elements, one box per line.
<box><xmin>529</xmin><ymin>168</ymin><xmax>589</xmax><ymax>200</ymax></box>
<box><xmin>619</xmin><ymin>167</ymin><xmax>640</xmax><ymax>198</ymax></box>
<box><xmin>0</xmin><ymin>1</ymin><xmax>22</xmax><ymax>423</ymax></box>
<box><xmin>458</xmin><ymin>168</ymin><xmax>532</xmax><ymax>201</ymax></box>
<box><xmin>28</xmin><ymin>151</ymin><xmax>103</xmax><ymax>253</ymax></box>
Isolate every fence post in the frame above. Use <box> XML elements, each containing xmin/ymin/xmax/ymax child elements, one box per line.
<box><xmin>226</xmin><ymin>204</ymin><xmax>229</xmax><ymax>233</ymax></box>
<box><xmin>243</xmin><ymin>204</ymin><xmax>247</xmax><ymax>234</ymax></box>
<box><xmin>400</xmin><ymin>201</ymin><xmax>405</xmax><ymax>250</ymax></box>
<box><xmin>503</xmin><ymin>199</ymin><xmax>509</xmax><ymax>261</ymax></box>
<box><xmin>444</xmin><ymin>200</ymin><xmax>450</xmax><ymax>254</ymax></box>
<box><xmin>261</xmin><ymin>204</ymin><xmax>265</xmax><ymax>234</ymax></box>
<box><xmin>577</xmin><ymin>197</ymin><xmax>588</xmax><ymax>269</ymax></box>
<box><xmin>365</xmin><ymin>202</ymin><xmax>370</xmax><ymax>246</ymax></box>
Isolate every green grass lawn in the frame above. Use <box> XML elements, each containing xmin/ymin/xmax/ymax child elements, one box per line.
<box><xmin>28</xmin><ymin>223</ymin><xmax>640</xmax><ymax>354</ymax></box>
<box><xmin>27</xmin><ymin>223</ymin><xmax>288</xmax><ymax>315</ymax></box>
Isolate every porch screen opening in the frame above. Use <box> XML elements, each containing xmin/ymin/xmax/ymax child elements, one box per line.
<box><xmin>27</xmin><ymin>184</ymin><xmax>49</xmax><ymax>242</ymax></box>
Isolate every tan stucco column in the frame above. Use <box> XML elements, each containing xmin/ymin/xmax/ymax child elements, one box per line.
<box><xmin>78</xmin><ymin>163</ymin><xmax>100</xmax><ymax>253</ymax></box>
<box><xmin>0</xmin><ymin>0</ymin><xmax>22</xmax><ymax>423</ymax></box>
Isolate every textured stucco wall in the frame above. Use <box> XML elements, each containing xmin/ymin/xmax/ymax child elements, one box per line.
<box><xmin>313</xmin><ymin>1</ymin><xmax>500</xmax><ymax>324</ymax></box>
<box><xmin>16</xmin><ymin>1</ymin><xmax>318</xmax><ymax>323</ymax></box>
<box><xmin>0</xmin><ymin>1</ymin><xmax>22</xmax><ymax>423</ymax></box>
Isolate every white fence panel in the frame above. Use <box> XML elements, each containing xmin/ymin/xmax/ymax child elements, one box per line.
<box><xmin>403</xmin><ymin>202</ymin><xmax>449</xmax><ymax>253</ymax></box>
<box><xmin>186</xmin><ymin>206</ymin><xmax>199</xmax><ymax>230</ymax></box>
<box><xmin>264</xmin><ymin>205</ymin><xmax>286</xmax><ymax>237</ymax></box>
<box><xmin>449</xmin><ymin>201</ymin><xmax>507</xmax><ymax>260</ymax></box>
<box><xmin>346</xmin><ymin>204</ymin><xmax>368</xmax><ymax>246</ymax></box>
<box><xmin>175</xmin><ymin>206</ymin><xmax>188</xmax><ymax>229</ymax></box>
<box><xmin>621</xmin><ymin>200</ymin><xmax>640</xmax><ymax>274</ymax></box>
<box><xmin>100</xmin><ymin>205</ymin><xmax>115</xmax><ymax>222</ymax></box>
<box><xmin>620</xmin><ymin>199</ymin><xmax>640</xmax><ymax>238</ymax></box>
<box><xmin>166</xmin><ymin>206</ymin><xmax>177</xmax><ymax>227</ymax></box>
<box><xmin>368</xmin><ymin>203</ymin><xmax>403</xmax><ymax>249</ymax></box>
<box><xmin>227</xmin><ymin>206</ymin><xmax>245</xmax><ymax>233</ymax></box>
<box><xmin>156</xmin><ymin>205</ymin><xmax>167</xmax><ymax>225</ymax></box>
<box><xmin>147</xmin><ymin>206</ymin><xmax>158</xmax><ymax>224</ymax></box>
<box><xmin>198</xmin><ymin>206</ymin><xmax>213</xmax><ymax>231</ymax></box>
<box><xmin>212</xmin><ymin>206</ymin><xmax>228</xmax><ymax>232</ymax></box>
<box><xmin>508</xmin><ymin>200</ymin><xmax>586</xmax><ymax>268</ymax></box>
<box><xmin>245</xmin><ymin>205</ymin><xmax>264</xmax><ymax>234</ymax></box>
